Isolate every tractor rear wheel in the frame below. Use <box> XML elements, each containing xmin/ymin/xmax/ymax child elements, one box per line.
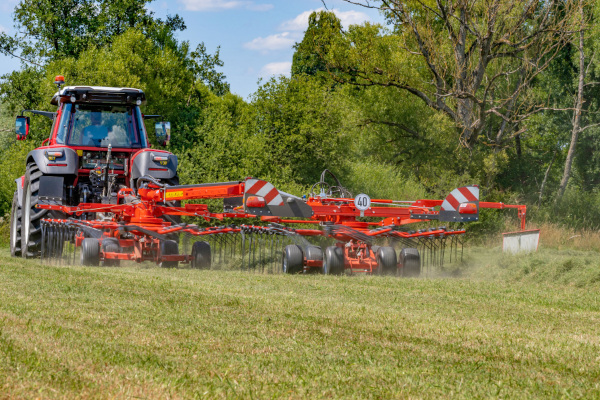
<box><xmin>20</xmin><ymin>163</ymin><xmax>64</xmax><ymax>258</ymax></box>
<box><xmin>102</xmin><ymin>238</ymin><xmax>121</xmax><ymax>267</ymax></box>
<box><xmin>324</xmin><ymin>246</ymin><xmax>345</xmax><ymax>275</ymax></box>
<box><xmin>191</xmin><ymin>241</ymin><xmax>211</xmax><ymax>269</ymax></box>
<box><xmin>10</xmin><ymin>191</ymin><xmax>21</xmax><ymax>257</ymax></box>
<box><xmin>282</xmin><ymin>245</ymin><xmax>303</xmax><ymax>274</ymax></box>
<box><xmin>80</xmin><ymin>238</ymin><xmax>100</xmax><ymax>266</ymax></box>
<box><xmin>377</xmin><ymin>246</ymin><xmax>397</xmax><ymax>275</ymax></box>
<box><xmin>399</xmin><ymin>248</ymin><xmax>421</xmax><ymax>277</ymax></box>
<box><xmin>160</xmin><ymin>240</ymin><xmax>179</xmax><ymax>268</ymax></box>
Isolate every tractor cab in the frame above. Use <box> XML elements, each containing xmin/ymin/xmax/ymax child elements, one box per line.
<box><xmin>51</xmin><ymin>85</ymin><xmax>150</xmax><ymax>149</ymax></box>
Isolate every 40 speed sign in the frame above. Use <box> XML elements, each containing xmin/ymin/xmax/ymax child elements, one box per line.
<box><xmin>354</xmin><ymin>193</ymin><xmax>371</xmax><ymax>216</ymax></box>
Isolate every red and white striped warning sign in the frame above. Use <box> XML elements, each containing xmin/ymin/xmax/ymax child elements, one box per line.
<box><xmin>245</xmin><ymin>179</ymin><xmax>284</xmax><ymax>206</ymax></box>
<box><xmin>441</xmin><ymin>186</ymin><xmax>479</xmax><ymax>212</ymax></box>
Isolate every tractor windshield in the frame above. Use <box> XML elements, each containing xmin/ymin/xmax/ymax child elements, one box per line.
<box><xmin>59</xmin><ymin>104</ymin><xmax>148</xmax><ymax>148</ymax></box>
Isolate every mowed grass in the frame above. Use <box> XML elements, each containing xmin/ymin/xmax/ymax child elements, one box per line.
<box><xmin>0</xmin><ymin>249</ymin><xmax>599</xmax><ymax>399</ymax></box>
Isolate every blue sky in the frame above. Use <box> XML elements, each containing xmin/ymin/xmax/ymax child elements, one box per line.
<box><xmin>0</xmin><ymin>0</ymin><xmax>385</xmax><ymax>99</ymax></box>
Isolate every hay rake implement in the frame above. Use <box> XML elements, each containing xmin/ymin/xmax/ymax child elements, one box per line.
<box><xmin>38</xmin><ymin>170</ymin><xmax>529</xmax><ymax>277</ymax></box>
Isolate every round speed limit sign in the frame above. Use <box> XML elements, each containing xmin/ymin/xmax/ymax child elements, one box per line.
<box><xmin>354</xmin><ymin>193</ymin><xmax>371</xmax><ymax>211</ymax></box>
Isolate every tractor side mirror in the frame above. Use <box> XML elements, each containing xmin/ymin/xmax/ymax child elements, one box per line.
<box><xmin>15</xmin><ymin>116</ymin><xmax>30</xmax><ymax>140</ymax></box>
<box><xmin>154</xmin><ymin>121</ymin><xmax>171</xmax><ymax>146</ymax></box>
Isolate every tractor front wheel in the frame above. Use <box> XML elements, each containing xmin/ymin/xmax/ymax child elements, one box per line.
<box><xmin>20</xmin><ymin>163</ymin><xmax>64</xmax><ymax>258</ymax></box>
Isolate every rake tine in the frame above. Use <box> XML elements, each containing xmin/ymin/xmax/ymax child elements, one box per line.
<box><xmin>241</xmin><ymin>230</ymin><xmax>245</xmax><ymax>271</ymax></box>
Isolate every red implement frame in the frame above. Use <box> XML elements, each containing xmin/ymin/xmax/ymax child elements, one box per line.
<box><xmin>39</xmin><ymin>179</ymin><xmax>528</xmax><ymax>273</ymax></box>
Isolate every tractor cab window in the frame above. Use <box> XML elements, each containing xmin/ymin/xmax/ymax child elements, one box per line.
<box><xmin>66</xmin><ymin>104</ymin><xmax>147</xmax><ymax>148</ymax></box>
<box><xmin>54</xmin><ymin>103</ymin><xmax>72</xmax><ymax>144</ymax></box>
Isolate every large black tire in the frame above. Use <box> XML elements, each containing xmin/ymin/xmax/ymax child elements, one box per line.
<box><xmin>399</xmin><ymin>248</ymin><xmax>421</xmax><ymax>277</ymax></box>
<box><xmin>20</xmin><ymin>163</ymin><xmax>65</xmax><ymax>258</ymax></box>
<box><xmin>191</xmin><ymin>241</ymin><xmax>211</xmax><ymax>269</ymax></box>
<box><xmin>377</xmin><ymin>246</ymin><xmax>397</xmax><ymax>276</ymax></box>
<box><xmin>160</xmin><ymin>239</ymin><xmax>179</xmax><ymax>268</ymax></box>
<box><xmin>10</xmin><ymin>191</ymin><xmax>21</xmax><ymax>257</ymax></box>
<box><xmin>80</xmin><ymin>238</ymin><xmax>100</xmax><ymax>266</ymax></box>
<box><xmin>324</xmin><ymin>246</ymin><xmax>345</xmax><ymax>275</ymax></box>
<box><xmin>282</xmin><ymin>245</ymin><xmax>303</xmax><ymax>274</ymax></box>
<box><xmin>102</xmin><ymin>238</ymin><xmax>121</xmax><ymax>267</ymax></box>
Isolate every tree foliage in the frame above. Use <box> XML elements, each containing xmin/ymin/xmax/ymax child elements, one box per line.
<box><xmin>326</xmin><ymin>1</ymin><xmax>578</xmax><ymax>149</ymax></box>
<box><xmin>0</xmin><ymin>0</ymin><xmax>185</xmax><ymax>62</ymax></box>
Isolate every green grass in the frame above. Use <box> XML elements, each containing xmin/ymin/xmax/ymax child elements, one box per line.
<box><xmin>0</xmin><ymin>248</ymin><xmax>599</xmax><ymax>399</ymax></box>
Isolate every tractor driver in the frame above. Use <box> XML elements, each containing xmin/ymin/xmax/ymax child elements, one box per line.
<box><xmin>81</xmin><ymin>111</ymin><xmax>108</xmax><ymax>146</ymax></box>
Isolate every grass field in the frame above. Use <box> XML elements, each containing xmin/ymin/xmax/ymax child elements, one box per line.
<box><xmin>0</xmin><ymin>247</ymin><xmax>599</xmax><ymax>399</ymax></box>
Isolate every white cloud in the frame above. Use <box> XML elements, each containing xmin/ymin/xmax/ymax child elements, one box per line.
<box><xmin>260</xmin><ymin>62</ymin><xmax>292</xmax><ymax>78</ymax></box>
<box><xmin>280</xmin><ymin>8</ymin><xmax>370</xmax><ymax>31</ymax></box>
<box><xmin>0</xmin><ymin>25</ymin><xmax>6</xmax><ymax>34</ymax></box>
<box><xmin>243</xmin><ymin>32</ymin><xmax>297</xmax><ymax>53</ymax></box>
<box><xmin>179</xmin><ymin>0</ymin><xmax>272</xmax><ymax>11</ymax></box>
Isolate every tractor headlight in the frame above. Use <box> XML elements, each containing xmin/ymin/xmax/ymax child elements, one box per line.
<box><xmin>45</xmin><ymin>150</ymin><xmax>64</xmax><ymax>161</ymax></box>
<box><xmin>153</xmin><ymin>155</ymin><xmax>169</xmax><ymax>166</ymax></box>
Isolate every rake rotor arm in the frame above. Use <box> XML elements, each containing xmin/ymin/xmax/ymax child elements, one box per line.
<box><xmin>139</xmin><ymin>181</ymin><xmax>246</xmax><ymax>202</ymax></box>
<box><xmin>479</xmin><ymin>202</ymin><xmax>527</xmax><ymax>230</ymax></box>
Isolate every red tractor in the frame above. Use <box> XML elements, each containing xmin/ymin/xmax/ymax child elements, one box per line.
<box><xmin>9</xmin><ymin>76</ymin><xmax>178</xmax><ymax>258</ymax></box>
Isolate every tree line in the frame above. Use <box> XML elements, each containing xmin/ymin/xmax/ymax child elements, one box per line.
<box><xmin>1</xmin><ymin>0</ymin><xmax>600</xmax><ymax>233</ymax></box>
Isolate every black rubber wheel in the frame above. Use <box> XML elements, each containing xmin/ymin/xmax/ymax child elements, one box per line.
<box><xmin>282</xmin><ymin>245</ymin><xmax>303</xmax><ymax>274</ymax></box>
<box><xmin>160</xmin><ymin>239</ymin><xmax>179</xmax><ymax>268</ymax></box>
<box><xmin>102</xmin><ymin>238</ymin><xmax>121</xmax><ymax>267</ymax></box>
<box><xmin>20</xmin><ymin>163</ymin><xmax>65</xmax><ymax>258</ymax></box>
<box><xmin>191</xmin><ymin>241</ymin><xmax>211</xmax><ymax>269</ymax></box>
<box><xmin>10</xmin><ymin>191</ymin><xmax>21</xmax><ymax>257</ymax></box>
<box><xmin>305</xmin><ymin>245</ymin><xmax>323</xmax><ymax>273</ymax></box>
<box><xmin>324</xmin><ymin>246</ymin><xmax>345</xmax><ymax>275</ymax></box>
<box><xmin>80</xmin><ymin>238</ymin><xmax>100</xmax><ymax>266</ymax></box>
<box><xmin>399</xmin><ymin>248</ymin><xmax>421</xmax><ymax>277</ymax></box>
<box><xmin>377</xmin><ymin>246</ymin><xmax>397</xmax><ymax>275</ymax></box>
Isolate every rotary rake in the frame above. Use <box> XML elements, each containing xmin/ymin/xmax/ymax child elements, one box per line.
<box><xmin>38</xmin><ymin>170</ymin><xmax>528</xmax><ymax>277</ymax></box>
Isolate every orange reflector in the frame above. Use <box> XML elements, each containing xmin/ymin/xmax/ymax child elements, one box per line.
<box><xmin>54</xmin><ymin>75</ymin><xmax>65</xmax><ymax>84</ymax></box>
<box><xmin>246</xmin><ymin>196</ymin><xmax>266</xmax><ymax>208</ymax></box>
<box><xmin>458</xmin><ymin>203</ymin><xmax>477</xmax><ymax>214</ymax></box>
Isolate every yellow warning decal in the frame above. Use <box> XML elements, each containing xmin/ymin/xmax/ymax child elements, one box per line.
<box><xmin>77</xmin><ymin>150</ymin><xmax>83</xmax><ymax>156</ymax></box>
<box><xmin>165</xmin><ymin>190</ymin><xmax>183</xmax><ymax>199</ymax></box>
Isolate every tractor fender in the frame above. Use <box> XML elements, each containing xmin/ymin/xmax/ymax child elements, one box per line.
<box><xmin>19</xmin><ymin>147</ymin><xmax>78</xmax><ymax>208</ymax></box>
<box><xmin>15</xmin><ymin>177</ymin><xmax>24</xmax><ymax>208</ymax></box>
<box><xmin>130</xmin><ymin>149</ymin><xmax>178</xmax><ymax>182</ymax></box>
<box><xmin>25</xmin><ymin>147</ymin><xmax>79</xmax><ymax>176</ymax></box>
